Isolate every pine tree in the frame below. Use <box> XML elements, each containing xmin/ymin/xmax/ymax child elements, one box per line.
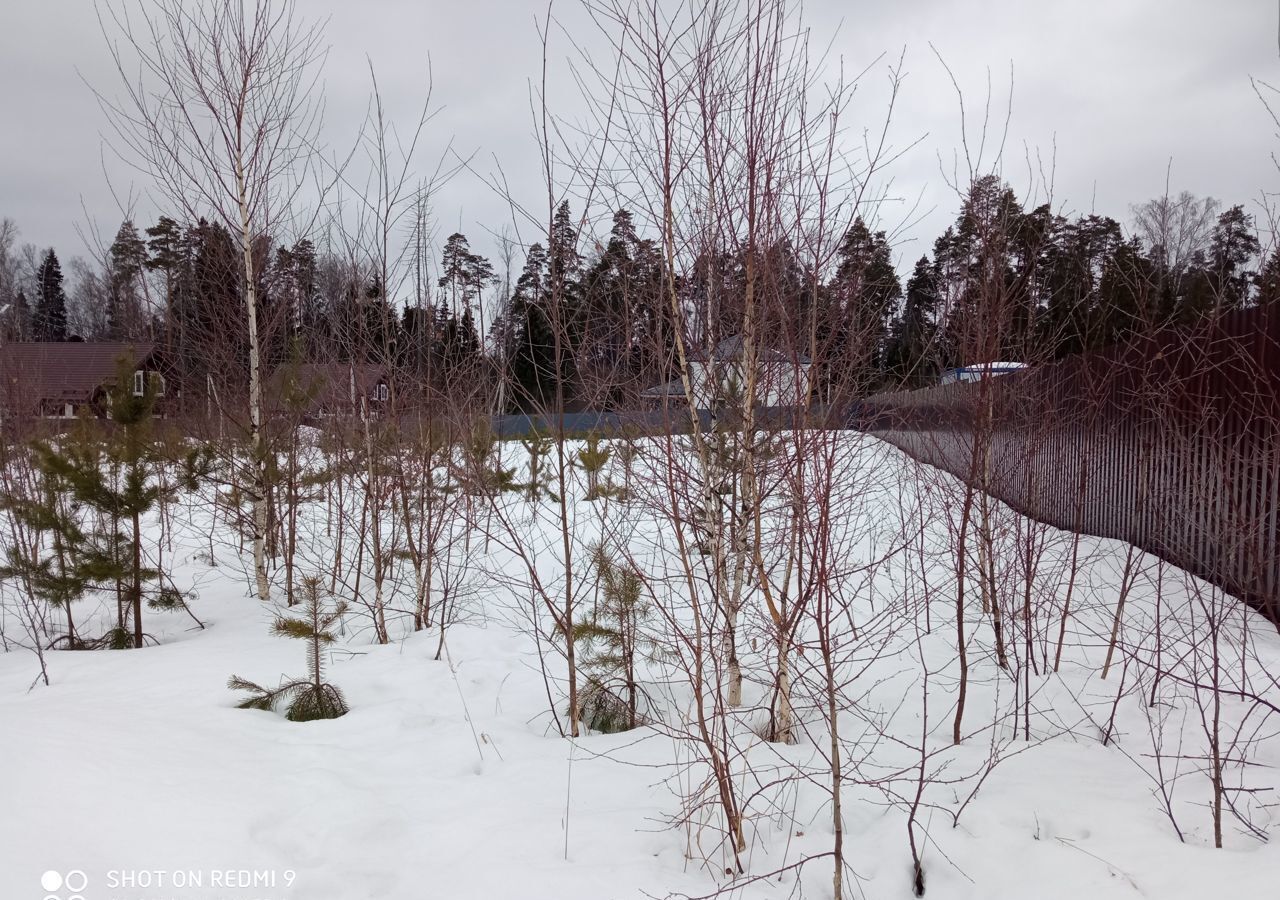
<box><xmin>576</xmin><ymin>435</ymin><xmax>623</xmax><ymax>500</ymax></box>
<box><xmin>580</xmin><ymin>209</ymin><xmax>671</xmax><ymax>403</ymax></box>
<box><xmin>229</xmin><ymin>575</ymin><xmax>350</xmax><ymax>721</ymax></box>
<box><xmin>288</xmin><ymin>238</ymin><xmax>320</xmax><ymax>349</ymax></box>
<box><xmin>1035</xmin><ymin>214</ymin><xmax>1123</xmax><ymax>356</ymax></box>
<box><xmin>571</xmin><ymin>544</ymin><xmax>655</xmax><ymax>732</ymax></box>
<box><xmin>509</xmin><ymin>201</ymin><xmax>583</xmax><ymax>407</ymax></box>
<box><xmin>506</xmin><ymin>243</ymin><xmax>561</xmax><ymax>411</ymax></box>
<box><xmin>33</xmin><ymin>355</ymin><xmax>198</xmax><ymax>648</ymax></box>
<box><xmin>108</xmin><ymin>221</ymin><xmax>149</xmax><ymax>339</ymax></box>
<box><xmin>884</xmin><ymin>256</ymin><xmax>940</xmax><ymax>388</ymax></box>
<box><xmin>0</xmin><ymin>464</ymin><xmax>93</xmax><ymax>649</ymax></box>
<box><xmin>1096</xmin><ymin>238</ymin><xmax>1156</xmax><ymax>346</ymax></box>
<box><xmin>825</xmin><ymin>219</ymin><xmax>901</xmax><ymax>395</ymax></box>
<box><xmin>1207</xmin><ymin>205</ymin><xmax>1261</xmax><ymax>311</ymax></box>
<box><xmin>145</xmin><ymin>216</ymin><xmax>190</xmax><ymax>370</ymax></box>
<box><xmin>1256</xmin><ymin>250</ymin><xmax>1280</xmax><ymax>308</ymax></box>
<box><xmin>461</xmin><ymin>420</ymin><xmax>518</xmax><ymax>494</ymax></box>
<box><xmin>34</xmin><ymin>249</ymin><xmax>68</xmax><ymax>341</ymax></box>
<box><xmin>931</xmin><ymin>176</ymin><xmax>1029</xmax><ymax>366</ymax></box>
<box><xmin>548</xmin><ymin>200</ymin><xmax>582</xmax><ymax>303</ymax></box>
<box><xmin>439</xmin><ymin>232</ymin><xmax>471</xmax><ymax>310</ymax></box>
<box><xmin>521</xmin><ymin>433</ymin><xmax>556</xmax><ymax>501</ymax></box>
<box><xmin>438</xmin><ymin>232</ymin><xmax>496</xmax><ymax>319</ymax></box>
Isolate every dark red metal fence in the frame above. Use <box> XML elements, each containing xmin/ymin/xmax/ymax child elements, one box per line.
<box><xmin>864</xmin><ymin>306</ymin><xmax>1280</xmax><ymax>625</ymax></box>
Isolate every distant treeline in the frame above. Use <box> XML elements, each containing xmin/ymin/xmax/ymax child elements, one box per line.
<box><xmin>0</xmin><ymin>176</ymin><xmax>1270</xmax><ymax>412</ymax></box>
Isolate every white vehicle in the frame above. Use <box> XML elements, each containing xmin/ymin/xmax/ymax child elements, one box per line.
<box><xmin>939</xmin><ymin>361</ymin><xmax>1027</xmax><ymax>385</ymax></box>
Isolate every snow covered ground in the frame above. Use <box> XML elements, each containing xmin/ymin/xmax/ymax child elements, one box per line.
<box><xmin>2</xmin><ymin>433</ymin><xmax>1278</xmax><ymax>900</ymax></box>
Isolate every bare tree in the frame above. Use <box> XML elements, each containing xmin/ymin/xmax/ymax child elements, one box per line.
<box><xmin>96</xmin><ymin>0</ymin><xmax>330</xmax><ymax>602</ymax></box>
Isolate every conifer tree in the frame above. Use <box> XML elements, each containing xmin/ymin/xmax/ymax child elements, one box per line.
<box><xmin>461</xmin><ymin>420</ymin><xmax>518</xmax><ymax>494</ymax></box>
<box><xmin>885</xmin><ymin>256</ymin><xmax>940</xmax><ymax>388</ymax></box>
<box><xmin>34</xmin><ymin>248</ymin><xmax>68</xmax><ymax>341</ymax></box>
<box><xmin>506</xmin><ymin>243</ymin><xmax>557</xmax><ymax>410</ymax></box>
<box><xmin>825</xmin><ymin>219</ymin><xmax>901</xmax><ymax>394</ymax></box>
<box><xmin>0</xmin><ymin>466</ymin><xmax>93</xmax><ymax>649</ymax></box>
<box><xmin>521</xmin><ymin>433</ymin><xmax>556</xmax><ymax>501</ymax></box>
<box><xmin>504</xmin><ymin>203</ymin><xmax>583</xmax><ymax>412</ymax></box>
<box><xmin>547</xmin><ymin>200</ymin><xmax>582</xmax><ymax>305</ymax></box>
<box><xmin>575</xmin><ymin>435</ymin><xmax>611</xmax><ymax>499</ymax></box>
<box><xmin>145</xmin><ymin>216</ymin><xmax>190</xmax><ymax>373</ymax></box>
<box><xmin>1207</xmin><ymin>205</ymin><xmax>1260</xmax><ymax>311</ymax></box>
<box><xmin>229</xmin><ymin>575</ymin><xmax>349</xmax><ymax>721</ymax></box>
<box><xmin>34</xmin><ymin>356</ymin><xmax>197</xmax><ymax>647</ymax></box>
<box><xmin>1256</xmin><ymin>250</ymin><xmax>1280</xmax><ymax>308</ymax></box>
<box><xmin>571</xmin><ymin>544</ymin><xmax>654</xmax><ymax>732</ymax></box>
<box><xmin>580</xmin><ymin>209</ymin><xmax>669</xmax><ymax>402</ymax></box>
<box><xmin>1096</xmin><ymin>238</ymin><xmax>1156</xmax><ymax>345</ymax></box>
<box><xmin>575</xmin><ymin>435</ymin><xmax>626</xmax><ymax>501</ymax></box>
<box><xmin>438</xmin><ymin>232</ymin><xmax>495</xmax><ymax>319</ymax></box>
<box><xmin>108</xmin><ymin>221</ymin><xmax>149</xmax><ymax>339</ymax></box>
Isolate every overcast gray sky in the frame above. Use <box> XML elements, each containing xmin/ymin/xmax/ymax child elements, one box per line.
<box><xmin>2</xmin><ymin>0</ymin><xmax>1278</xmax><ymax>282</ymax></box>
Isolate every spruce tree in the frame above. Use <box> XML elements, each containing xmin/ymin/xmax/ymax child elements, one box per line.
<box><xmin>34</xmin><ymin>249</ymin><xmax>68</xmax><ymax>341</ymax></box>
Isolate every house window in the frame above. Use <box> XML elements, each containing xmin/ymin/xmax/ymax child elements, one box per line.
<box><xmin>133</xmin><ymin>370</ymin><xmax>166</xmax><ymax>397</ymax></box>
<box><xmin>374</xmin><ymin>383</ymin><xmax>389</xmax><ymax>402</ymax></box>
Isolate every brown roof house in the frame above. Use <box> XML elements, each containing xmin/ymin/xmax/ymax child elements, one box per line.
<box><xmin>265</xmin><ymin>362</ymin><xmax>391</xmax><ymax>421</ymax></box>
<box><xmin>0</xmin><ymin>341</ymin><xmax>170</xmax><ymax>421</ymax></box>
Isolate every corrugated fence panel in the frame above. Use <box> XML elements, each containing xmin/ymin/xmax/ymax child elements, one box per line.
<box><xmin>863</xmin><ymin>306</ymin><xmax>1280</xmax><ymax>626</ymax></box>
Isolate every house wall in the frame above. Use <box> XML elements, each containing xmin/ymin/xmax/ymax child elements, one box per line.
<box><xmin>684</xmin><ymin>360</ymin><xmax>810</xmax><ymax>409</ymax></box>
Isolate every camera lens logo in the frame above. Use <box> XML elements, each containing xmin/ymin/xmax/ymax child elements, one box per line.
<box><xmin>40</xmin><ymin>869</ymin><xmax>87</xmax><ymax>900</ymax></box>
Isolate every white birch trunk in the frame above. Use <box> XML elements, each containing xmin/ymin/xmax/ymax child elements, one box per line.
<box><xmin>236</xmin><ymin>162</ymin><xmax>270</xmax><ymax>604</ymax></box>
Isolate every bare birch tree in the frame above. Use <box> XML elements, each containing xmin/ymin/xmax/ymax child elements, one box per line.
<box><xmin>96</xmin><ymin>0</ymin><xmax>329</xmax><ymax>602</ymax></box>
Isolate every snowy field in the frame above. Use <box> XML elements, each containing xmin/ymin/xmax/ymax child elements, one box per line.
<box><xmin>2</xmin><ymin>432</ymin><xmax>1278</xmax><ymax>900</ymax></box>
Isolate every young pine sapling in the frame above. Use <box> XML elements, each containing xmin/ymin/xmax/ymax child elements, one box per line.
<box><xmin>229</xmin><ymin>575</ymin><xmax>350</xmax><ymax>721</ymax></box>
<box><xmin>575</xmin><ymin>435</ymin><xmax>611</xmax><ymax>500</ymax></box>
<box><xmin>571</xmin><ymin>544</ymin><xmax>656</xmax><ymax>732</ymax></box>
<box><xmin>521</xmin><ymin>433</ymin><xmax>558</xmax><ymax>502</ymax></box>
<box><xmin>0</xmin><ymin>472</ymin><xmax>92</xmax><ymax>649</ymax></box>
